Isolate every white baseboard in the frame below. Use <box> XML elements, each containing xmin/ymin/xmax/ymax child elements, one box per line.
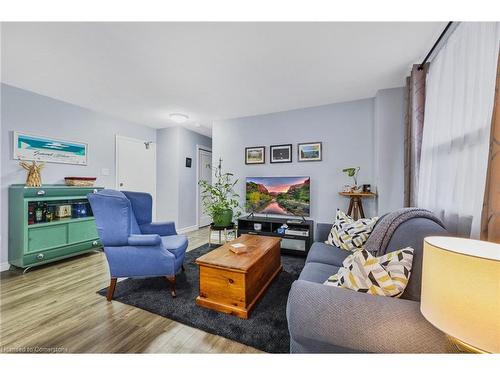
<box><xmin>177</xmin><ymin>225</ymin><xmax>199</xmax><ymax>234</ymax></box>
<box><xmin>0</xmin><ymin>261</ymin><xmax>11</xmax><ymax>272</ymax></box>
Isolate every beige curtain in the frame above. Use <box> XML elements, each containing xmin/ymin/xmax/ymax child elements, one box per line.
<box><xmin>404</xmin><ymin>63</ymin><xmax>428</xmax><ymax>207</ymax></box>
<box><xmin>481</xmin><ymin>52</ymin><xmax>500</xmax><ymax>243</ymax></box>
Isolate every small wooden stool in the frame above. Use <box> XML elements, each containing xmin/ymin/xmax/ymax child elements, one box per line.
<box><xmin>338</xmin><ymin>192</ymin><xmax>377</xmax><ymax>220</ymax></box>
<box><xmin>208</xmin><ymin>222</ymin><xmax>237</xmax><ymax>245</ymax></box>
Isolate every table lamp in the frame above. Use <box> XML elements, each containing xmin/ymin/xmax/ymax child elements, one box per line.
<box><xmin>421</xmin><ymin>236</ymin><xmax>500</xmax><ymax>353</ymax></box>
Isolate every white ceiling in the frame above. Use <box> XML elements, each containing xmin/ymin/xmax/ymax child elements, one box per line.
<box><xmin>1</xmin><ymin>22</ymin><xmax>445</xmax><ymax>137</ymax></box>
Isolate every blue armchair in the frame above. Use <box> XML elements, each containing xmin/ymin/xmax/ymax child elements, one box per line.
<box><xmin>87</xmin><ymin>189</ymin><xmax>188</xmax><ymax>299</ymax></box>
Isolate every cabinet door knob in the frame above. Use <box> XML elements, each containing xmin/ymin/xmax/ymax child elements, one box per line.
<box><xmin>36</xmin><ymin>253</ymin><xmax>44</xmax><ymax>260</ymax></box>
<box><xmin>93</xmin><ymin>189</ymin><xmax>98</xmax><ymax>193</ymax></box>
<box><xmin>92</xmin><ymin>240</ymin><xmax>99</xmax><ymax>246</ymax></box>
<box><xmin>37</xmin><ymin>190</ymin><xmax>46</xmax><ymax>195</ymax></box>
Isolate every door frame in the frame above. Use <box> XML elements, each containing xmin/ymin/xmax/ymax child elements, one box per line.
<box><xmin>115</xmin><ymin>135</ymin><xmax>157</xmax><ymax>215</ymax></box>
<box><xmin>196</xmin><ymin>145</ymin><xmax>212</xmax><ymax>228</ymax></box>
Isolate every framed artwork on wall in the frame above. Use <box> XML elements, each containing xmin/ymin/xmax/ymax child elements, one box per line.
<box><xmin>298</xmin><ymin>142</ymin><xmax>322</xmax><ymax>162</ymax></box>
<box><xmin>13</xmin><ymin>131</ymin><xmax>88</xmax><ymax>165</ymax></box>
<box><xmin>270</xmin><ymin>144</ymin><xmax>292</xmax><ymax>163</ymax></box>
<box><xmin>245</xmin><ymin>146</ymin><xmax>266</xmax><ymax>164</ymax></box>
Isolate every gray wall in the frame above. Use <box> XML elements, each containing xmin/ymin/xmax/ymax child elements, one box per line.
<box><xmin>0</xmin><ymin>84</ymin><xmax>156</xmax><ymax>269</ymax></box>
<box><xmin>156</xmin><ymin>127</ymin><xmax>180</xmax><ymax>223</ymax></box>
<box><xmin>373</xmin><ymin>87</ymin><xmax>405</xmax><ymax>215</ymax></box>
<box><xmin>212</xmin><ymin>99</ymin><xmax>377</xmax><ymax>224</ymax></box>
<box><xmin>177</xmin><ymin>127</ymin><xmax>212</xmax><ymax>229</ymax></box>
<box><xmin>156</xmin><ymin>126</ymin><xmax>212</xmax><ymax>230</ymax></box>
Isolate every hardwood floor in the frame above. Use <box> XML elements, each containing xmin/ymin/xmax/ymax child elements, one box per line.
<box><xmin>0</xmin><ymin>227</ymin><xmax>262</xmax><ymax>353</ymax></box>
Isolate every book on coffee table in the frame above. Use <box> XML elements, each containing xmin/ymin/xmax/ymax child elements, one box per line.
<box><xmin>229</xmin><ymin>243</ymin><xmax>248</xmax><ymax>254</ymax></box>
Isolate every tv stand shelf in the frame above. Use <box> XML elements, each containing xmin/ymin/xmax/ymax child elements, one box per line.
<box><xmin>237</xmin><ymin>216</ymin><xmax>314</xmax><ymax>256</ymax></box>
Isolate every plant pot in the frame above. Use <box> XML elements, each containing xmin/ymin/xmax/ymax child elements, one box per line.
<box><xmin>213</xmin><ymin>209</ymin><xmax>233</xmax><ymax>227</ymax></box>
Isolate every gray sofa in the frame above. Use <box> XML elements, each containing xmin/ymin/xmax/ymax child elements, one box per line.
<box><xmin>286</xmin><ymin>217</ymin><xmax>456</xmax><ymax>353</ymax></box>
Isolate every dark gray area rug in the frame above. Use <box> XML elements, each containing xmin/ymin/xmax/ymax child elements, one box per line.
<box><xmin>97</xmin><ymin>243</ymin><xmax>305</xmax><ymax>353</ymax></box>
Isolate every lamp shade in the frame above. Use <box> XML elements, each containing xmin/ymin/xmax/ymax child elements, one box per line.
<box><xmin>421</xmin><ymin>236</ymin><xmax>500</xmax><ymax>353</ymax></box>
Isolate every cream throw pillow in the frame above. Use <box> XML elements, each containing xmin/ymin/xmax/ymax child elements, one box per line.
<box><xmin>324</xmin><ymin>247</ymin><xmax>414</xmax><ymax>298</ymax></box>
<box><xmin>325</xmin><ymin>209</ymin><xmax>378</xmax><ymax>251</ymax></box>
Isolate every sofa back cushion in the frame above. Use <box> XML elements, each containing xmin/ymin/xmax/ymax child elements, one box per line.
<box><xmin>386</xmin><ymin>217</ymin><xmax>448</xmax><ymax>301</ymax></box>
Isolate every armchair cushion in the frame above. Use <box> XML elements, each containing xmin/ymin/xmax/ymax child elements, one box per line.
<box><xmin>128</xmin><ymin>234</ymin><xmax>161</xmax><ymax>246</ymax></box>
<box><xmin>104</xmin><ymin>245</ymin><xmax>176</xmax><ymax>277</ymax></box>
<box><xmin>140</xmin><ymin>222</ymin><xmax>177</xmax><ymax>236</ymax></box>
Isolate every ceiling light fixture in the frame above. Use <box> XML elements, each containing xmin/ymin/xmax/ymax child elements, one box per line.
<box><xmin>169</xmin><ymin>113</ymin><xmax>189</xmax><ymax>123</ymax></box>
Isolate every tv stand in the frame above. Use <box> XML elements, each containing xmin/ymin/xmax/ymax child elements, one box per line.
<box><xmin>237</xmin><ymin>216</ymin><xmax>314</xmax><ymax>257</ymax></box>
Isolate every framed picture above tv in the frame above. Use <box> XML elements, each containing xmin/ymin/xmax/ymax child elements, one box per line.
<box><xmin>298</xmin><ymin>142</ymin><xmax>322</xmax><ymax>162</ymax></box>
<box><xmin>245</xmin><ymin>146</ymin><xmax>265</xmax><ymax>164</ymax></box>
<box><xmin>270</xmin><ymin>144</ymin><xmax>292</xmax><ymax>163</ymax></box>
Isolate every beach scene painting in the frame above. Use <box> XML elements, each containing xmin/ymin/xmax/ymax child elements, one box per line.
<box><xmin>246</xmin><ymin>176</ymin><xmax>310</xmax><ymax>216</ymax></box>
<box><xmin>13</xmin><ymin>132</ymin><xmax>88</xmax><ymax>165</ymax></box>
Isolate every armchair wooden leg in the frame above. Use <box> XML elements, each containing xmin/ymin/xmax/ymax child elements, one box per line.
<box><xmin>106</xmin><ymin>278</ymin><xmax>117</xmax><ymax>301</ymax></box>
<box><xmin>165</xmin><ymin>276</ymin><xmax>177</xmax><ymax>298</ymax></box>
<box><xmin>181</xmin><ymin>264</ymin><xmax>185</xmax><ymax>272</ymax></box>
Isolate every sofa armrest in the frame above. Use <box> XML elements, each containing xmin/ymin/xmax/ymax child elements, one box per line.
<box><xmin>140</xmin><ymin>222</ymin><xmax>177</xmax><ymax>236</ymax></box>
<box><xmin>287</xmin><ymin>280</ymin><xmax>454</xmax><ymax>353</ymax></box>
<box><xmin>128</xmin><ymin>234</ymin><xmax>161</xmax><ymax>246</ymax></box>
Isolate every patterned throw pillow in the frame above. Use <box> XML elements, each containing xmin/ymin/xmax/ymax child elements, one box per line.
<box><xmin>324</xmin><ymin>247</ymin><xmax>414</xmax><ymax>297</ymax></box>
<box><xmin>325</xmin><ymin>210</ymin><xmax>378</xmax><ymax>251</ymax></box>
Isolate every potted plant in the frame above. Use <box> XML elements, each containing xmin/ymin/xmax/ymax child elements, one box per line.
<box><xmin>342</xmin><ymin>167</ymin><xmax>360</xmax><ymax>191</ymax></box>
<box><xmin>199</xmin><ymin>158</ymin><xmax>241</xmax><ymax>227</ymax></box>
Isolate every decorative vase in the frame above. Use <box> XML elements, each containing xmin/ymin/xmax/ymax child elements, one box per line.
<box><xmin>213</xmin><ymin>209</ymin><xmax>233</xmax><ymax>227</ymax></box>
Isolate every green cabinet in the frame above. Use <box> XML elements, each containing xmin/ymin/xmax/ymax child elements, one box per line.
<box><xmin>8</xmin><ymin>184</ymin><xmax>104</xmax><ymax>270</ymax></box>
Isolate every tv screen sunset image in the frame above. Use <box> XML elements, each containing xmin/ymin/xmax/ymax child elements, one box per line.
<box><xmin>246</xmin><ymin>176</ymin><xmax>310</xmax><ymax>216</ymax></box>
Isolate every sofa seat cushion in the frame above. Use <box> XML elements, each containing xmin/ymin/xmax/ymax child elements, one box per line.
<box><xmin>306</xmin><ymin>242</ymin><xmax>350</xmax><ymax>267</ymax></box>
<box><xmin>299</xmin><ymin>262</ymin><xmax>340</xmax><ymax>284</ymax></box>
<box><xmin>161</xmin><ymin>235</ymin><xmax>188</xmax><ymax>258</ymax></box>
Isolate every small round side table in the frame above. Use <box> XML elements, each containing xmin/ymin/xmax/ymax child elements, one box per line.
<box><xmin>208</xmin><ymin>222</ymin><xmax>237</xmax><ymax>245</ymax></box>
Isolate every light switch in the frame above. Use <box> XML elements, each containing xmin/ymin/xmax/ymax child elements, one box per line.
<box><xmin>101</xmin><ymin>168</ymin><xmax>110</xmax><ymax>176</ymax></box>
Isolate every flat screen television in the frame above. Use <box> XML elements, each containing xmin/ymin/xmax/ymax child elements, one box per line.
<box><xmin>246</xmin><ymin>176</ymin><xmax>310</xmax><ymax>217</ymax></box>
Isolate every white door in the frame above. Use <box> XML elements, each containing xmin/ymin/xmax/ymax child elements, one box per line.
<box><xmin>116</xmin><ymin>135</ymin><xmax>157</xmax><ymax>219</ymax></box>
<box><xmin>198</xmin><ymin>148</ymin><xmax>212</xmax><ymax>227</ymax></box>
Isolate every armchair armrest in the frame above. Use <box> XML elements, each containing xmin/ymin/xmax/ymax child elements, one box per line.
<box><xmin>140</xmin><ymin>222</ymin><xmax>177</xmax><ymax>236</ymax></box>
<box><xmin>287</xmin><ymin>280</ymin><xmax>454</xmax><ymax>353</ymax></box>
<box><xmin>128</xmin><ymin>234</ymin><xmax>161</xmax><ymax>246</ymax></box>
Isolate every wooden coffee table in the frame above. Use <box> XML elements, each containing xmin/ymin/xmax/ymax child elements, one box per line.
<box><xmin>195</xmin><ymin>234</ymin><xmax>282</xmax><ymax>319</ymax></box>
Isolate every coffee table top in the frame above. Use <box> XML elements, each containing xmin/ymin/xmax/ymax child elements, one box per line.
<box><xmin>195</xmin><ymin>234</ymin><xmax>281</xmax><ymax>272</ymax></box>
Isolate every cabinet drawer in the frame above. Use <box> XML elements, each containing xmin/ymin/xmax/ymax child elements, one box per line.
<box><xmin>22</xmin><ymin>187</ymin><xmax>100</xmax><ymax>198</ymax></box>
<box><xmin>68</xmin><ymin>220</ymin><xmax>98</xmax><ymax>243</ymax></box>
<box><xmin>23</xmin><ymin>241</ymin><xmax>99</xmax><ymax>266</ymax></box>
<box><xmin>28</xmin><ymin>225</ymin><xmax>67</xmax><ymax>253</ymax></box>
